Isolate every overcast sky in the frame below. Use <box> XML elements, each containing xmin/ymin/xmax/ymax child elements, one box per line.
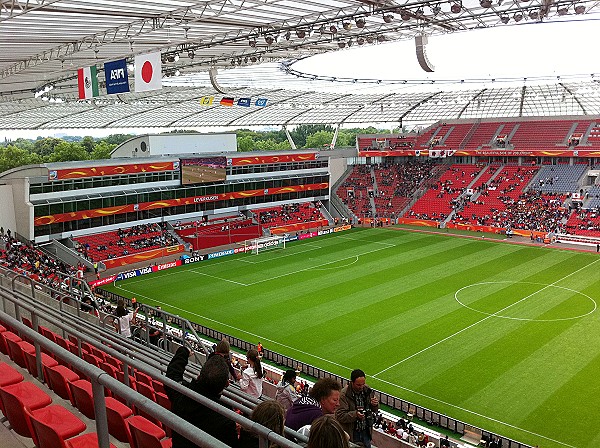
<box><xmin>3</xmin><ymin>18</ymin><xmax>599</xmax><ymax>141</ymax></box>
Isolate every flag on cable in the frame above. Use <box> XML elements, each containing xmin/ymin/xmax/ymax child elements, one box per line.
<box><xmin>255</xmin><ymin>98</ymin><xmax>268</xmax><ymax>107</ymax></box>
<box><xmin>134</xmin><ymin>52</ymin><xmax>162</xmax><ymax>92</ymax></box>
<box><xmin>77</xmin><ymin>65</ymin><xmax>99</xmax><ymax>100</ymax></box>
<box><xmin>237</xmin><ymin>97</ymin><xmax>251</xmax><ymax>107</ymax></box>
<box><xmin>220</xmin><ymin>97</ymin><xmax>234</xmax><ymax>107</ymax></box>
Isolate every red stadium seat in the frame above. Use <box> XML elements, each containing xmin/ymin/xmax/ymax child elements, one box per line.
<box><xmin>6</xmin><ymin>338</ymin><xmax>35</xmax><ymax>369</ymax></box>
<box><xmin>0</xmin><ymin>381</ymin><xmax>52</xmax><ymax>437</ymax></box>
<box><xmin>127</xmin><ymin>415</ymin><xmax>172</xmax><ymax>448</ymax></box>
<box><xmin>105</xmin><ymin>396</ymin><xmax>133</xmax><ymax>442</ymax></box>
<box><xmin>67</xmin><ymin>379</ymin><xmax>95</xmax><ymax>418</ymax></box>
<box><xmin>23</xmin><ymin>404</ymin><xmax>109</xmax><ymax>448</ymax></box>
<box><xmin>0</xmin><ymin>362</ymin><xmax>24</xmax><ymax>387</ymax></box>
<box><xmin>0</xmin><ymin>330</ymin><xmax>21</xmax><ymax>355</ymax></box>
<box><xmin>45</xmin><ymin>364</ymin><xmax>79</xmax><ymax>400</ymax></box>
<box><xmin>23</xmin><ymin>348</ymin><xmax>59</xmax><ymax>379</ymax></box>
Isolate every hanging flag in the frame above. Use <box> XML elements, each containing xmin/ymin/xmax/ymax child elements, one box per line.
<box><xmin>220</xmin><ymin>97</ymin><xmax>234</xmax><ymax>107</ymax></box>
<box><xmin>77</xmin><ymin>66</ymin><xmax>99</xmax><ymax>100</ymax></box>
<box><xmin>237</xmin><ymin>97</ymin><xmax>251</xmax><ymax>107</ymax></box>
<box><xmin>135</xmin><ymin>52</ymin><xmax>162</xmax><ymax>92</ymax></box>
<box><xmin>255</xmin><ymin>98</ymin><xmax>268</xmax><ymax>107</ymax></box>
<box><xmin>200</xmin><ymin>96</ymin><xmax>214</xmax><ymax>106</ymax></box>
<box><xmin>104</xmin><ymin>59</ymin><xmax>130</xmax><ymax>94</ymax></box>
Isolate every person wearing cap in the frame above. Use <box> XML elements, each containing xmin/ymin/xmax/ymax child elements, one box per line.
<box><xmin>336</xmin><ymin>369</ymin><xmax>379</xmax><ymax>448</ymax></box>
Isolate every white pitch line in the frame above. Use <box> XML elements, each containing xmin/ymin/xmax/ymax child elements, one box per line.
<box><xmin>113</xmin><ymin>283</ymin><xmax>574</xmax><ymax>448</ymax></box>
<box><xmin>244</xmin><ymin>244</ymin><xmax>394</xmax><ymax>286</ymax></box>
<box><xmin>189</xmin><ymin>269</ymin><xmax>249</xmax><ymax>286</ymax></box>
<box><xmin>236</xmin><ymin>243</ymin><xmax>324</xmax><ymax>265</ymax></box>
<box><xmin>114</xmin><ymin>284</ymin><xmax>354</xmax><ymax>372</ymax></box>
<box><xmin>336</xmin><ymin>235</ymin><xmax>396</xmax><ymax>247</ymax></box>
<box><xmin>372</xmin><ymin>376</ymin><xmax>576</xmax><ymax>448</ymax></box>
<box><xmin>373</xmin><ymin>257</ymin><xmax>600</xmax><ymax>377</ymax></box>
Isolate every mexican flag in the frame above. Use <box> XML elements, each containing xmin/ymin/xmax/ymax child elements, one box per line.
<box><xmin>77</xmin><ymin>66</ymin><xmax>99</xmax><ymax>100</ymax></box>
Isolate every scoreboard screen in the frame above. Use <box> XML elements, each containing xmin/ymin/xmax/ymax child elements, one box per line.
<box><xmin>181</xmin><ymin>157</ymin><xmax>227</xmax><ymax>185</ymax></box>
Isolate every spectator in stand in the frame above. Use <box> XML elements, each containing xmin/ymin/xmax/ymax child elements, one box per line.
<box><xmin>285</xmin><ymin>377</ymin><xmax>341</xmax><ymax>431</ymax></box>
<box><xmin>336</xmin><ymin>369</ymin><xmax>379</xmax><ymax>448</ymax></box>
<box><xmin>113</xmin><ymin>299</ymin><xmax>137</xmax><ymax>338</ymax></box>
<box><xmin>240</xmin><ymin>348</ymin><xmax>264</xmax><ymax>398</ymax></box>
<box><xmin>238</xmin><ymin>400</ymin><xmax>286</xmax><ymax>448</ymax></box>
<box><xmin>307</xmin><ymin>415</ymin><xmax>349</xmax><ymax>448</ymax></box>
<box><xmin>166</xmin><ymin>347</ymin><xmax>237</xmax><ymax>448</ymax></box>
<box><xmin>213</xmin><ymin>338</ymin><xmax>240</xmax><ymax>381</ymax></box>
<box><xmin>275</xmin><ymin>369</ymin><xmax>299</xmax><ymax>411</ymax></box>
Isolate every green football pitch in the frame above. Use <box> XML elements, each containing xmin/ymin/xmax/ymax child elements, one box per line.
<box><xmin>104</xmin><ymin>227</ymin><xmax>600</xmax><ymax>448</ymax></box>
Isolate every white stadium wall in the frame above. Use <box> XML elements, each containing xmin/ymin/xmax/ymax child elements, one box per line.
<box><xmin>111</xmin><ymin>133</ymin><xmax>238</xmax><ymax>158</ymax></box>
<box><xmin>0</xmin><ymin>185</ymin><xmax>16</xmax><ymax>233</ymax></box>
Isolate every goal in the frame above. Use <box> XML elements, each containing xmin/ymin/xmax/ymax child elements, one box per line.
<box><xmin>243</xmin><ymin>235</ymin><xmax>286</xmax><ymax>255</ymax></box>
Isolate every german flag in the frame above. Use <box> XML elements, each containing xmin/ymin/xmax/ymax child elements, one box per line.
<box><xmin>220</xmin><ymin>97</ymin><xmax>234</xmax><ymax>107</ymax></box>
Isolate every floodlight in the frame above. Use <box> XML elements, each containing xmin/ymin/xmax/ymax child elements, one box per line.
<box><xmin>296</xmin><ymin>29</ymin><xmax>306</xmax><ymax>38</ymax></box>
<box><xmin>500</xmin><ymin>15</ymin><xmax>510</xmax><ymax>23</ymax></box>
<box><xmin>480</xmin><ymin>0</ymin><xmax>492</xmax><ymax>8</ymax></box>
<box><xmin>355</xmin><ymin>18</ymin><xmax>366</xmax><ymax>28</ymax></box>
<box><xmin>329</xmin><ymin>25</ymin><xmax>337</xmax><ymax>33</ymax></box>
<box><xmin>529</xmin><ymin>9</ymin><xmax>539</xmax><ymax>19</ymax></box>
<box><xmin>401</xmin><ymin>11</ymin><xmax>411</xmax><ymax>21</ymax></box>
<box><xmin>575</xmin><ymin>4</ymin><xmax>585</xmax><ymax>14</ymax></box>
<box><xmin>383</xmin><ymin>14</ymin><xmax>394</xmax><ymax>23</ymax></box>
<box><xmin>513</xmin><ymin>13</ymin><xmax>523</xmax><ymax>22</ymax></box>
<box><xmin>343</xmin><ymin>22</ymin><xmax>352</xmax><ymax>30</ymax></box>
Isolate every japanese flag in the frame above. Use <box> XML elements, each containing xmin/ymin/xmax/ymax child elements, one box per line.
<box><xmin>135</xmin><ymin>52</ymin><xmax>162</xmax><ymax>92</ymax></box>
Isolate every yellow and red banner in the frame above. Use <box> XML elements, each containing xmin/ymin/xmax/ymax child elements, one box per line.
<box><xmin>35</xmin><ymin>182</ymin><xmax>329</xmax><ymax>226</ymax></box>
<box><xmin>231</xmin><ymin>153</ymin><xmax>316</xmax><ymax>166</ymax></box>
<box><xmin>49</xmin><ymin>162</ymin><xmax>177</xmax><ymax>181</ymax></box>
<box><xmin>102</xmin><ymin>245</ymin><xmax>184</xmax><ymax>270</ymax></box>
<box><xmin>358</xmin><ymin>149</ymin><xmax>600</xmax><ymax>158</ymax></box>
<box><xmin>270</xmin><ymin>219</ymin><xmax>329</xmax><ymax>235</ymax></box>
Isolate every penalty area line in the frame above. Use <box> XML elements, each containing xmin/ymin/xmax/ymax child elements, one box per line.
<box><xmin>189</xmin><ymin>269</ymin><xmax>249</xmax><ymax>286</ymax></box>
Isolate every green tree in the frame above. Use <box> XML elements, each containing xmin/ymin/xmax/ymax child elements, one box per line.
<box><xmin>48</xmin><ymin>141</ymin><xmax>89</xmax><ymax>162</ymax></box>
<box><xmin>237</xmin><ymin>135</ymin><xmax>256</xmax><ymax>152</ymax></box>
<box><xmin>33</xmin><ymin>137</ymin><xmax>62</xmax><ymax>157</ymax></box>
<box><xmin>90</xmin><ymin>141</ymin><xmax>115</xmax><ymax>160</ymax></box>
<box><xmin>305</xmin><ymin>130</ymin><xmax>334</xmax><ymax>149</ymax></box>
<box><xmin>103</xmin><ymin>134</ymin><xmax>134</xmax><ymax>146</ymax></box>
<box><xmin>0</xmin><ymin>145</ymin><xmax>42</xmax><ymax>173</ymax></box>
<box><xmin>81</xmin><ymin>136</ymin><xmax>95</xmax><ymax>153</ymax></box>
<box><xmin>290</xmin><ymin>125</ymin><xmax>334</xmax><ymax>148</ymax></box>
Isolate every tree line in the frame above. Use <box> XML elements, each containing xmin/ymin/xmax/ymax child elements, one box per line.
<box><xmin>0</xmin><ymin>125</ymin><xmax>394</xmax><ymax>174</ymax></box>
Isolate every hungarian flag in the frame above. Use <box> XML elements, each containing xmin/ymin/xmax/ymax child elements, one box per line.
<box><xmin>77</xmin><ymin>66</ymin><xmax>99</xmax><ymax>100</ymax></box>
<box><xmin>220</xmin><ymin>97</ymin><xmax>234</xmax><ymax>107</ymax></box>
<box><xmin>135</xmin><ymin>52</ymin><xmax>162</xmax><ymax>92</ymax></box>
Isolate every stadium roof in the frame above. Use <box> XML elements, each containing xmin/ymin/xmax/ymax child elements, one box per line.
<box><xmin>2</xmin><ymin>0</ymin><xmax>600</xmax><ymax>130</ymax></box>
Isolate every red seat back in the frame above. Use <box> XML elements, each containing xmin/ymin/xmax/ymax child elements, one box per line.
<box><xmin>127</xmin><ymin>415</ymin><xmax>168</xmax><ymax>448</ymax></box>
<box><xmin>67</xmin><ymin>379</ymin><xmax>95</xmax><ymax>418</ymax></box>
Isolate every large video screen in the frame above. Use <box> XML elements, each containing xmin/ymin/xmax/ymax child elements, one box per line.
<box><xmin>181</xmin><ymin>157</ymin><xmax>227</xmax><ymax>185</ymax></box>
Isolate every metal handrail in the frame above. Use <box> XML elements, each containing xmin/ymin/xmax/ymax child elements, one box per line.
<box><xmin>0</xmin><ymin>277</ymin><xmax>308</xmax><ymax>448</ymax></box>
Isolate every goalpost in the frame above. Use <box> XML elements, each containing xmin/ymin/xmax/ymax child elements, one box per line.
<box><xmin>243</xmin><ymin>234</ymin><xmax>286</xmax><ymax>255</ymax></box>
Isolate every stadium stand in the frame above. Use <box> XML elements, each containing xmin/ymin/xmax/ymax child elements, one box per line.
<box><xmin>0</xmin><ymin>234</ymin><xmax>81</xmax><ymax>288</ymax></box>
<box><xmin>528</xmin><ymin>164</ymin><xmax>588</xmax><ymax>194</ymax></box>
<box><xmin>565</xmin><ymin>208</ymin><xmax>600</xmax><ymax>237</ymax></box>
<box><xmin>254</xmin><ymin>202</ymin><xmax>327</xmax><ymax>230</ymax></box>
<box><xmin>336</xmin><ymin>165</ymin><xmax>374</xmax><ymax>219</ymax></box>
<box><xmin>175</xmin><ymin>216</ymin><xmax>260</xmax><ymax>251</ymax></box>
<box><xmin>408</xmin><ymin>164</ymin><xmax>485</xmax><ymax>220</ymax></box>
<box><xmin>0</xmin><ymin>270</ymin><xmax>307</xmax><ymax>448</ymax></box>
<box><xmin>372</xmin><ymin>161</ymin><xmax>439</xmax><ymax>219</ymax></box>
<box><xmin>74</xmin><ymin>223</ymin><xmax>177</xmax><ymax>262</ymax></box>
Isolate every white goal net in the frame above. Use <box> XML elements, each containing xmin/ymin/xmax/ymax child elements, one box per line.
<box><xmin>243</xmin><ymin>235</ymin><xmax>286</xmax><ymax>255</ymax></box>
